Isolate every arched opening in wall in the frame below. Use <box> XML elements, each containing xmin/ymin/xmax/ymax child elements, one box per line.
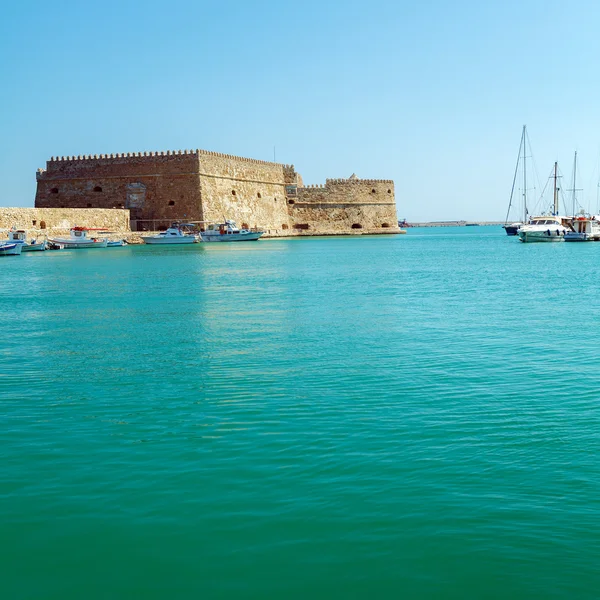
<box><xmin>351</xmin><ymin>223</ymin><xmax>363</xmax><ymax>229</ymax></box>
<box><xmin>387</xmin><ymin>189</ymin><xmax>392</xmax><ymax>194</ymax></box>
<box><xmin>32</xmin><ymin>220</ymin><xmax>37</xmax><ymax>226</ymax></box>
<box><xmin>87</xmin><ymin>203</ymin><xmax>92</xmax><ymax>208</ymax></box>
<box><xmin>118</xmin><ymin>203</ymin><xmax>124</xmax><ymax>209</ymax></box>
<box><xmin>40</xmin><ymin>221</ymin><xmax>47</xmax><ymax>229</ymax></box>
<box><xmin>168</xmin><ymin>200</ymin><xmax>175</xmax><ymax>206</ymax></box>
<box><xmin>257</xmin><ymin>192</ymin><xmax>262</xmax><ymax>198</ymax></box>
<box><xmin>371</xmin><ymin>189</ymin><xmax>376</xmax><ymax>194</ymax></box>
<box><xmin>282</xmin><ymin>224</ymin><xmax>289</xmax><ymax>230</ymax></box>
<box><xmin>288</xmin><ymin>199</ymin><xmax>295</xmax><ymax>205</ymax></box>
<box><xmin>242</xmin><ymin>223</ymin><xmax>249</xmax><ymax>229</ymax></box>
<box><xmin>231</xmin><ymin>190</ymin><xmax>236</xmax><ymax>196</ymax></box>
<box><xmin>294</xmin><ymin>223</ymin><xmax>309</xmax><ymax>230</ymax></box>
<box><xmin>93</xmin><ymin>186</ymin><xmax>102</xmax><ymax>192</ymax></box>
<box><xmin>50</xmin><ymin>188</ymin><xmax>58</xmax><ymax>194</ymax></box>
<box><xmin>381</xmin><ymin>223</ymin><xmax>391</xmax><ymax>228</ymax></box>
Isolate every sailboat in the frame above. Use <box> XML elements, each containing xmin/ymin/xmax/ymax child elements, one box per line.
<box><xmin>564</xmin><ymin>151</ymin><xmax>600</xmax><ymax>241</ymax></box>
<box><xmin>518</xmin><ymin>162</ymin><xmax>569</xmax><ymax>242</ymax></box>
<box><xmin>503</xmin><ymin>125</ymin><xmax>531</xmax><ymax>236</ymax></box>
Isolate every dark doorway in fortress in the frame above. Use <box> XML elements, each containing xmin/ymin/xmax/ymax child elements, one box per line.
<box><xmin>351</xmin><ymin>223</ymin><xmax>363</xmax><ymax>229</ymax></box>
<box><xmin>93</xmin><ymin>186</ymin><xmax>102</xmax><ymax>192</ymax></box>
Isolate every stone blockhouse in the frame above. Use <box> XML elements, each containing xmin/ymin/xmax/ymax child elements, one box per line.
<box><xmin>35</xmin><ymin>150</ymin><xmax>399</xmax><ymax>235</ymax></box>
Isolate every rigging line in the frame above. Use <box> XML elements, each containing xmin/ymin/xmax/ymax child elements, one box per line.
<box><xmin>505</xmin><ymin>128</ymin><xmax>525</xmax><ymax>224</ymax></box>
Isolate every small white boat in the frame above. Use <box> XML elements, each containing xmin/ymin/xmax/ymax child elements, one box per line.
<box><xmin>48</xmin><ymin>227</ymin><xmax>108</xmax><ymax>249</ymax></box>
<box><xmin>200</xmin><ymin>220</ymin><xmax>263</xmax><ymax>242</ymax></box>
<box><xmin>107</xmin><ymin>240</ymin><xmax>127</xmax><ymax>247</ymax></box>
<box><xmin>0</xmin><ymin>242</ymin><xmax>22</xmax><ymax>256</ymax></box>
<box><xmin>141</xmin><ymin>224</ymin><xmax>199</xmax><ymax>245</ymax></box>
<box><xmin>5</xmin><ymin>228</ymin><xmax>46</xmax><ymax>251</ymax></box>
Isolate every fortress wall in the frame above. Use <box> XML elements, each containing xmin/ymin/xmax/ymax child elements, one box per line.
<box><xmin>289</xmin><ymin>180</ymin><xmax>399</xmax><ymax>234</ymax></box>
<box><xmin>198</xmin><ymin>153</ymin><xmax>292</xmax><ymax>234</ymax></box>
<box><xmin>35</xmin><ymin>152</ymin><xmax>202</xmax><ymax>223</ymax></box>
<box><xmin>0</xmin><ymin>208</ymin><xmax>130</xmax><ymax>235</ymax></box>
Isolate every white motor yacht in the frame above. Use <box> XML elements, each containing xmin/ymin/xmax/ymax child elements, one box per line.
<box><xmin>518</xmin><ymin>216</ymin><xmax>568</xmax><ymax>242</ymax></box>
<box><xmin>200</xmin><ymin>220</ymin><xmax>263</xmax><ymax>242</ymax></box>
<box><xmin>141</xmin><ymin>224</ymin><xmax>199</xmax><ymax>244</ymax></box>
<box><xmin>48</xmin><ymin>227</ymin><xmax>108</xmax><ymax>249</ymax></box>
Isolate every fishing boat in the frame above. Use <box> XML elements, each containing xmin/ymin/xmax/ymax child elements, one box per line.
<box><xmin>503</xmin><ymin>125</ymin><xmax>532</xmax><ymax>236</ymax></box>
<box><xmin>5</xmin><ymin>228</ymin><xmax>46</xmax><ymax>251</ymax></box>
<box><xmin>48</xmin><ymin>227</ymin><xmax>108</xmax><ymax>249</ymax></box>
<box><xmin>141</xmin><ymin>223</ymin><xmax>199</xmax><ymax>244</ymax></box>
<box><xmin>200</xmin><ymin>220</ymin><xmax>263</xmax><ymax>242</ymax></box>
<box><xmin>518</xmin><ymin>163</ymin><xmax>569</xmax><ymax>242</ymax></box>
<box><xmin>0</xmin><ymin>242</ymin><xmax>22</xmax><ymax>256</ymax></box>
<box><xmin>564</xmin><ymin>215</ymin><xmax>600</xmax><ymax>241</ymax></box>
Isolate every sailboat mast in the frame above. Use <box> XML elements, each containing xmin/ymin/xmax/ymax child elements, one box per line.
<box><xmin>572</xmin><ymin>151</ymin><xmax>577</xmax><ymax>216</ymax></box>
<box><xmin>554</xmin><ymin>161</ymin><xmax>559</xmax><ymax>215</ymax></box>
<box><xmin>523</xmin><ymin>126</ymin><xmax>527</xmax><ymax>223</ymax></box>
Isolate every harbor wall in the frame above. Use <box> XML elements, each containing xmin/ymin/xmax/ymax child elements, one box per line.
<box><xmin>0</xmin><ymin>207</ymin><xmax>130</xmax><ymax>234</ymax></box>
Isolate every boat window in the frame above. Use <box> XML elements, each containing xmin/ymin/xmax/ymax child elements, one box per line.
<box><xmin>74</xmin><ymin>231</ymin><xmax>82</xmax><ymax>237</ymax></box>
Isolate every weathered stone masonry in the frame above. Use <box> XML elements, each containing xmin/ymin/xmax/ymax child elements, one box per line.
<box><xmin>35</xmin><ymin>150</ymin><xmax>399</xmax><ymax>235</ymax></box>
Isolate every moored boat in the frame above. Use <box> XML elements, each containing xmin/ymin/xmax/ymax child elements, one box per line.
<box><xmin>48</xmin><ymin>227</ymin><xmax>108</xmax><ymax>249</ymax></box>
<box><xmin>0</xmin><ymin>242</ymin><xmax>22</xmax><ymax>256</ymax></box>
<box><xmin>141</xmin><ymin>223</ymin><xmax>199</xmax><ymax>244</ymax></box>
<box><xmin>564</xmin><ymin>216</ymin><xmax>600</xmax><ymax>241</ymax></box>
<box><xmin>200</xmin><ymin>220</ymin><xmax>263</xmax><ymax>242</ymax></box>
<box><xmin>503</xmin><ymin>125</ymin><xmax>532</xmax><ymax>236</ymax></box>
<box><xmin>5</xmin><ymin>228</ymin><xmax>46</xmax><ymax>251</ymax></box>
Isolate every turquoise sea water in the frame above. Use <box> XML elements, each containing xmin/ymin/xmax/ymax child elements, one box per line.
<box><xmin>2</xmin><ymin>227</ymin><xmax>599</xmax><ymax>599</ymax></box>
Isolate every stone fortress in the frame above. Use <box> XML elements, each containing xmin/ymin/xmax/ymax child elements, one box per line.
<box><xmin>34</xmin><ymin>149</ymin><xmax>399</xmax><ymax>236</ymax></box>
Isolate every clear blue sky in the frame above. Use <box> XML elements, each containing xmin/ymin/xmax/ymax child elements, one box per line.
<box><xmin>2</xmin><ymin>0</ymin><xmax>600</xmax><ymax>221</ymax></box>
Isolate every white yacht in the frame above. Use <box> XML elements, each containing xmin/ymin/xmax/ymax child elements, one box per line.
<box><xmin>141</xmin><ymin>224</ymin><xmax>199</xmax><ymax>244</ymax></box>
<box><xmin>48</xmin><ymin>227</ymin><xmax>108</xmax><ymax>249</ymax></box>
<box><xmin>518</xmin><ymin>162</ymin><xmax>568</xmax><ymax>243</ymax></box>
<box><xmin>518</xmin><ymin>216</ymin><xmax>569</xmax><ymax>242</ymax></box>
<box><xmin>200</xmin><ymin>220</ymin><xmax>263</xmax><ymax>242</ymax></box>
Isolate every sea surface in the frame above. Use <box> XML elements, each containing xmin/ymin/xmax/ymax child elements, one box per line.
<box><xmin>1</xmin><ymin>227</ymin><xmax>599</xmax><ymax>599</ymax></box>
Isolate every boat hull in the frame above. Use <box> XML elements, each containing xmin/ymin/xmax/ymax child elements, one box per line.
<box><xmin>0</xmin><ymin>243</ymin><xmax>22</xmax><ymax>256</ymax></box>
<box><xmin>21</xmin><ymin>242</ymin><xmax>47</xmax><ymax>252</ymax></box>
<box><xmin>503</xmin><ymin>224</ymin><xmax>521</xmax><ymax>236</ymax></box>
<box><xmin>141</xmin><ymin>236</ymin><xmax>198</xmax><ymax>244</ymax></box>
<box><xmin>48</xmin><ymin>239</ymin><xmax>108</xmax><ymax>249</ymax></box>
<box><xmin>518</xmin><ymin>230</ymin><xmax>565</xmax><ymax>243</ymax></box>
<box><xmin>564</xmin><ymin>232</ymin><xmax>591</xmax><ymax>242</ymax></box>
<box><xmin>200</xmin><ymin>232</ymin><xmax>263</xmax><ymax>242</ymax></box>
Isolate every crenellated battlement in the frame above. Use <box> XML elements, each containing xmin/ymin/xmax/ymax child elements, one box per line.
<box><xmin>48</xmin><ymin>149</ymin><xmax>292</xmax><ymax>169</ymax></box>
<box><xmin>325</xmin><ymin>178</ymin><xmax>394</xmax><ymax>185</ymax></box>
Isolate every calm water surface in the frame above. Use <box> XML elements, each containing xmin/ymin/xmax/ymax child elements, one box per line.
<box><xmin>1</xmin><ymin>227</ymin><xmax>599</xmax><ymax>598</ymax></box>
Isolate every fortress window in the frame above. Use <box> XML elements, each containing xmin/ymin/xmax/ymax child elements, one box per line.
<box><xmin>231</xmin><ymin>190</ymin><xmax>236</xmax><ymax>196</ymax></box>
<box><xmin>381</xmin><ymin>223</ymin><xmax>391</xmax><ymax>228</ymax></box>
<box><xmin>387</xmin><ymin>189</ymin><xmax>392</xmax><ymax>194</ymax></box>
<box><xmin>50</xmin><ymin>187</ymin><xmax>59</xmax><ymax>194</ymax></box>
<box><xmin>168</xmin><ymin>200</ymin><xmax>175</xmax><ymax>206</ymax></box>
<box><xmin>32</xmin><ymin>220</ymin><xmax>36</xmax><ymax>226</ymax></box>
<box><xmin>282</xmin><ymin>224</ymin><xmax>289</xmax><ymax>230</ymax></box>
<box><xmin>242</xmin><ymin>223</ymin><xmax>249</xmax><ymax>229</ymax></box>
<box><xmin>294</xmin><ymin>223</ymin><xmax>309</xmax><ymax>230</ymax></box>
<box><xmin>274</xmin><ymin>197</ymin><xmax>277</xmax><ymax>202</ymax></box>
<box><xmin>257</xmin><ymin>192</ymin><xmax>262</xmax><ymax>198</ymax></box>
<box><xmin>351</xmin><ymin>223</ymin><xmax>363</xmax><ymax>229</ymax></box>
<box><xmin>371</xmin><ymin>188</ymin><xmax>376</xmax><ymax>194</ymax></box>
<box><xmin>288</xmin><ymin>199</ymin><xmax>295</xmax><ymax>205</ymax></box>
<box><xmin>93</xmin><ymin>186</ymin><xmax>102</xmax><ymax>192</ymax></box>
<box><xmin>40</xmin><ymin>221</ymin><xmax>47</xmax><ymax>230</ymax></box>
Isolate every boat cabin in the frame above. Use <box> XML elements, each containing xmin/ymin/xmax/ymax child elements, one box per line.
<box><xmin>206</xmin><ymin>221</ymin><xmax>241</xmax><ymax>234</ymax></box>
<box><xmin>7</xmin><ymin>229</ymin><xmax>27</xmax><ymax>242</ymax></box>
